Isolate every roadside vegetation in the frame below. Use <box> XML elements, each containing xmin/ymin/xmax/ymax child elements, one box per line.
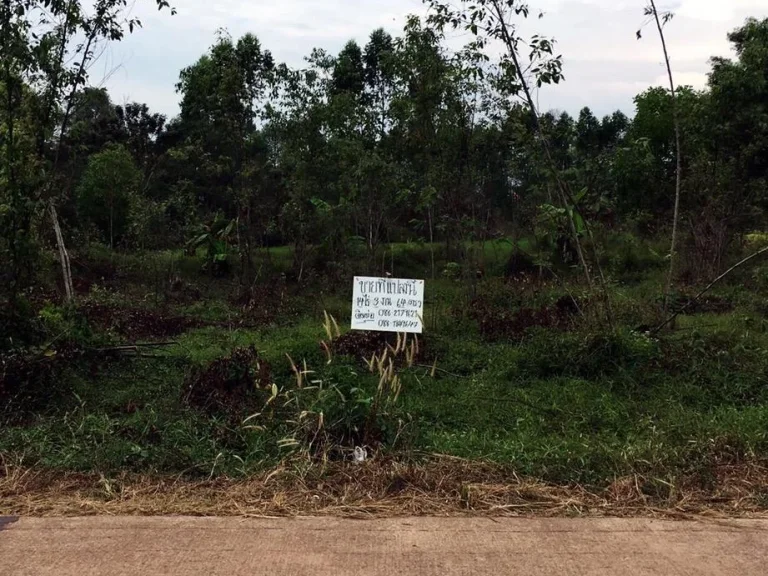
<box><xmin>2</xmin><ymin>1</ymin><xmax>768</xmax><ymax>515</ymax></box>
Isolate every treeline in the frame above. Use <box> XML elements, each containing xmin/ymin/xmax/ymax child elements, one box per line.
<box><xmin>2</xmin><ymin>2</ymin><xmax>768</xmax><ymax>293</ymax></box>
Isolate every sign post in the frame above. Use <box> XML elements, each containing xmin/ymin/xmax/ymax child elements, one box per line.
<box><xmin>351</xmin><ymin>276</ymin><xmax>425</xmax><ymax>334</ymax></box>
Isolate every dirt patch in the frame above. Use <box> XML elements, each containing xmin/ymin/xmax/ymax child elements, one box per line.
<box><xmin>471</xmin><ymin>295</ymin><xmax>580</xmax><ymax>341</ymax></box>
<box><xmin>166</xmin><ymin>278</ymin><xmax>202</xmax><ymax>305</ymax></box>
<box><xmin>333</xmin><ymin>331</ymin><xmax>390</xmax><ymax>359</ymax></box>
<box><xmin>1</xmin><ymin>456</ymin><xmax>767</xmax><ymax>518</ymax></box>
<box><xmin>182</xmin><ymin>346</ymin><xmax>271</xmax><ymax>418</ymax></box>
<box><xmin>69</xmin><ymin>257</ymin><xmax>119</xmax><ymax>295</ymax></box>
<box><xmin>79</xmin><ymin>303</ymin><xmax>194</xmax><ymax>340</ymax></box>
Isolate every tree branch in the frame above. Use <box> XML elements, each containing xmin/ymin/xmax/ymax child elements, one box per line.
<box><xmin>652</xmin><ymin>244</ymin><xmax>768</xmax><ymax>335</ymax></box>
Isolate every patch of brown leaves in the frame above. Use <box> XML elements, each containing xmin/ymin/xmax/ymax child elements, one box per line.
<box><xmin>333</xmin><ymin>331</ymin><xmax>391</xmax><ymax>359</ymax></box>
<box><xmin>471</xmin><ymin>295</ymin><xmax>581</xmax><ymax>341</ymax></box>
<box><xmin>332</xmin><ymin>331</ymin><xmax>429</xmax><ymax>367</ymax></box>
<box><xmin>236</xmin><ymin>280</ymin><xmax>301</xmax><ymax>325</ymax></box>
<box><xmin>2</xmin><ymin>456</ymin><xmax>767</xmax><ymax>519</ymax></box>
<box><xmin>182</xmin><ymin>346</ymin><xmax>271</xmax><ymax>418</ymax></box>
<box><xmin>79</xmin><ymin>303</ymin><xmax>195</xmax><ymax>340</ymax></box>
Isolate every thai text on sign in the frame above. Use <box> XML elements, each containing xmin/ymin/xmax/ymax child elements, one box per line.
<box><xmin>351</xmin><ymin>276</ymin><xmax>425</xmax><ymax>333</ymax></box>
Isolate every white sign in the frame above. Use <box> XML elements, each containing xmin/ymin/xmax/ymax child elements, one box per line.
<box><xmin>351</xmin><ymin>276</ymin><xmax>425</xmax><ymax>333</ymax></box>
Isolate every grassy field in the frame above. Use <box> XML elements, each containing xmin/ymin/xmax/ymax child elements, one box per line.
<box><xmin>2</xmin><ymin>237</ymin><xmax>768</xmax><ymax>505</ymax></box>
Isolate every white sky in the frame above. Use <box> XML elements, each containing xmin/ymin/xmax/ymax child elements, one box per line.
<box><xmin>98</xmin><ymin>0</ymin><xmax>768</xmax><ymax>119</ymax></box>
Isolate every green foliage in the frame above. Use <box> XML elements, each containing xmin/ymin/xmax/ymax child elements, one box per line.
<box><xmin>442</xmin><ymin>262</ymin><xmax>462</xmax><ymax>279</ymax></box>
<box><xmin>0</xmin><ymin>1</ymin><xmax>175</xmax><ymax>298</ymax></box>
<box><xmin>5</xmin><ymin>1</ymin><xmax>768</xmax><ymax>500</ymax></box>
<box><xmin>77</xmin><ymin>144</ymin><xmax>141</xmax><ymax>248</ymax></box>
<box><xmin>602</xmin><ymin>232</ymin><xmax>666</xmax><ymax>283</ymax></box>
<box><xmin>185</xmin><ymin>215</ymin><xmax>237</xmax><ymax>275</ymax></box>
<box><xmin>37</xmin><ymin>303</ymin><xmax>93</xmax><ymax>345</ymax></box>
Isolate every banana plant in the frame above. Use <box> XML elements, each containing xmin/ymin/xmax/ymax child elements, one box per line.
<box><xmin>186</xmin><ymin>215</ymin><xmax>238</xmax><ymax>275</ymax></box>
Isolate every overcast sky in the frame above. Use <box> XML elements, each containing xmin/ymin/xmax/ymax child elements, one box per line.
<box><xmin>97</xmin><ymin>0</ymin><xmax>768</xmax><ymax>119</ymax></box>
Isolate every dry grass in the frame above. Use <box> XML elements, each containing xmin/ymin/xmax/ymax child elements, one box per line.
<box><xmin>3</xmin><ymin>455</ymin><xmax>768</xmax><ymax>519</ymax></box>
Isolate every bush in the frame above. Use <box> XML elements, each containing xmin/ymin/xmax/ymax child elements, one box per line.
<box><xmin>223</xmin><ymin>360</ymin><xmax>405</xmax><ymax>459</ymax></box>
<box><xmin>603</xmin><ymin>232</ymin><xmax>665</xmax><ymax>282</ymax></box>
<box><xmin>0</xmin><ymin>298</ymin><xmax>43</xmax><ymax>352</ymax></box>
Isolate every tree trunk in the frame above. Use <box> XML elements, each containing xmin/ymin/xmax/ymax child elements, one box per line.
<box><xmin>489</xmin><ymin>0</ymin><xmax>594</xmax><ymax>292</ymax></box>
<box><xmin>428</xmin><ymin>208</ymin><xmax>435</xmax><ymax>280</ymax></box>
<box><xmin>50</xmin><ymin>203</ymin><xmax>74</xmax><ymax>303</ymax></box>
<box><xmin>649</xmin><ymin>0</ymin><xmax>683</xmax><ymax>316</ymax></box>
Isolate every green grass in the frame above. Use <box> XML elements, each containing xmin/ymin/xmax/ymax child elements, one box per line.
<box><xmin>3</xmin><ymin>238</ymin><xmax>768</xmax><ymax>487</ymax></box>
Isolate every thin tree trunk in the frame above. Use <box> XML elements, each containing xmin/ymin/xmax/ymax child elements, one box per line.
<box><xmin>555</xmin><ymin>186</ymin><xmax>592</xmax><ymax>287</ymax></box>
<box><xmin>488</xmin><ymin>1</ymin><xmax>592</xmax><ymax>288</ymax></box>
<box><xmin>428</xmin><ymin>208</ymin><xmax>435</xmax><ymax>280</ymax></box>
<box><xmin>38</xmin><ymin>0</ymin><xmax>77</xmax><ymax>155</ymax></box>
<box><xmin>50</xmin><ymin>203</ymin><xmax>74</xmax><ymax>303</ymax></box>
<box><xmin>489</xmin><ymin>0</ymin><xmax>615</xmax><ymax>327</ymax></box>
<box><xmin>45</xmin><ymin>29</ymin><xmax>97</xmax><ymax>299</ymax></box>
<box><xmin>649</xmin><ymin>0</ymin><xmax>683</xmax><ymax>317</ymax></box>
<box><xmin>52</xmin><ymin>32</ymin><xmax>96</xmax><ymax>170</ymax></box>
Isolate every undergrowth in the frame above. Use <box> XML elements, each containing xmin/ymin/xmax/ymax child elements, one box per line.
<box><xmin>2</xmin><ymin>240</ymin><xmax>768</xmax><ymax>493</ymax></box>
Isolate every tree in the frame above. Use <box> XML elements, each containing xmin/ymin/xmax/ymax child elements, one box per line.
<box><xmin>423</xmin><ymin>0</ymin><xmax>617</xmax><ymax>327</ymax></box>
<box><xmin>363</xmin><ymin>29</ymin><xmax>396</xmax><ymax>140</ymax></box>
<box><xmin>640</xmin><ymin>1</ymin><xmax>682</xmax><ymax>315</ymax></box>
<box><xmin>0</xmin><ymin>0</ymin><xmax>175</xmax><ymax>303</ymax></box>
<box><xmin>77</xmin><ymin>144</ymin><xmax>140</xmax><ymax>249</ymax></box>
<box><xmin>690</xmin><ymin>18</ymin><xmax>768</xmax><ymax>274</ymax></box>
<box><xmin>618</xmin><ymin>86</ymin><xmax>698</xmax><ymax>221</ymax></box>
<box><xmin>116</xmin><ymin>102</ymin><xmax>167</xmax><ymax>194</ymax></box>
<box><xmin>58</xmin><ymin>87</ymin><xmax>128</xmax><ymax>217</ymax></box>
<box><xmin>0</xmin><ymin>79</ymin><xmax>43</xmax><ymax>294</ymax></box>
<box><xmin>175</xmin><ymin>31</ymin><xmax>276</xmax><ymax>284</ymax></box>
<box><xmin>332</xmin><ymin>40</ymin><xmax>365</xmax><ymax>97</ymax></box>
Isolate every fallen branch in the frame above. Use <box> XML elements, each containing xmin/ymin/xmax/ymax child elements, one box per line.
<box><xmin>90</xmin><ymin>342</ymin><xmax>179</xmax><ymax>357</ymax></box>
<box><xmin>91</xmin><ymin>341</ymin><xmax>179</xmax><ymax>352</ymax></box>
<box><xmin>652</xmin><ymin>245</ymin><xmax>768</xmax><ymax>335</ymax></box>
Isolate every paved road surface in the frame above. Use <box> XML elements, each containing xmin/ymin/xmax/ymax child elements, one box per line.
<box><xmin>2</xmin><ymin>516</ymin><xmax>767</xmax><ymax>575</ymax></box>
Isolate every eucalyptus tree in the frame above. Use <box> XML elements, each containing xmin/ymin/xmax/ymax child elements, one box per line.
<box><xmin>175</xmin><ymin>31</ymin><xmax>275</xmax><ymax>283</ymax></box>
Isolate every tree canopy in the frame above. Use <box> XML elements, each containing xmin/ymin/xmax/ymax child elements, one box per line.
<box><xmin>2</xmin><ymin>4</ymin><xmax>768</xmax><ymax>290</ymax></box>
